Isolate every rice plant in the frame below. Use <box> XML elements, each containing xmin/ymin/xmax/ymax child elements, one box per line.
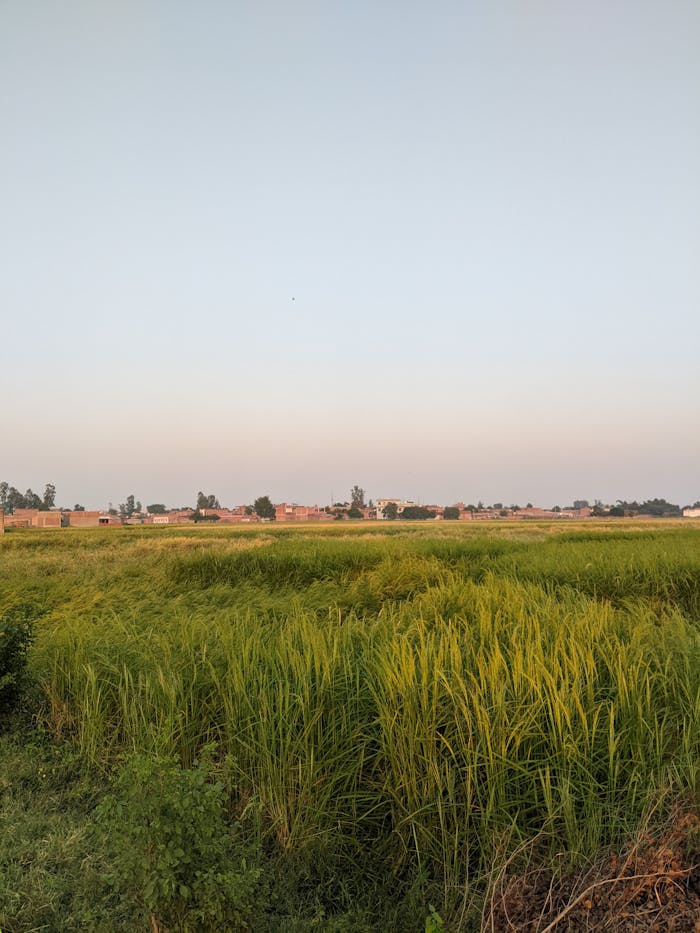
<box><xmin>3</xmin><ymin>519</ymin><xmax>699</xmax><ymax>926</ymax></box>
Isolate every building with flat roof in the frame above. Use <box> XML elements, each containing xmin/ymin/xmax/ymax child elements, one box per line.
<box><xmin>275</xmin><ymin>503</ymin><xmax>335</xmax><ymax>522</ymax></box>
<box><xmin>65</xmin><ymin>511</ymin><xmax>121</xmax><ymax>527</ymax></box>
<box><xmin>147</xmin><ymin>509</ymin><xmax>194</xmax><ymax>524</ymax></box>
<box><xmin>198</xmin><ymin>508</ymin><xmax>261</xmax><ymax>524</ymax></box>
<box><xmin>375</xmin><ymin>499</ymin><xmax>416</xmax><ymax>519</ymax></box>
<box><xmin>2</xmin><ymin>508</ymin><xmax>62</xmax><ymax>528</ymax></box>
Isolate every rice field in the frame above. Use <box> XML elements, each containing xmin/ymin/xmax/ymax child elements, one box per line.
<box><xmin>1</xmin><ymin>520</ymin><xmax>699</xmax><ymax>930</ymax></box>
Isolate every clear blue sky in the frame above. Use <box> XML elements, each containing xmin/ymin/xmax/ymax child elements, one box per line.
<box><xmin>2</xmin><ymin>2</ymin><xmax>698</xmax><ymax>509</ymax></box>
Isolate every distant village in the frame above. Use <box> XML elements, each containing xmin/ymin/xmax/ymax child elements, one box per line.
<box><xmin>1</xmin><ymin>501</ymin><xmax>592</xmax><ymax>531</ymax></box>
<box><xmin>1</xmin><ymin>484</ymin><xmax>699</xmax><ymax>533</ymax></box>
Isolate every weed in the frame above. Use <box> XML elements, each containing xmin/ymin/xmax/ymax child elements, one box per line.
<box><xmin>0</xmin><ymin>604</ymin><xmax>38</xmax><ymax>716</ymax></box>
<box><xmin>96</xmin><ymin>748</ymin><xmax>262</xmax><ymax>931</ymax></box>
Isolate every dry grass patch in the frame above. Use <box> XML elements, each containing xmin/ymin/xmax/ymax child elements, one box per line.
<box><xmin>484</xmin><ymin>805</ymin><xmax>700</xmax><ymax>932</ymax></box>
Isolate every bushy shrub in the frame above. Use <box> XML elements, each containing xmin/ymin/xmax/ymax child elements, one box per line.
<box><xmin>0</xmin><ymin>604</ymin><xmax>36</xmax><ymax>715</ymax></box>
<box><xmin>97</xmin><ymin>750</ymin><xmax>261</xmax><ymax>931</ymax></box>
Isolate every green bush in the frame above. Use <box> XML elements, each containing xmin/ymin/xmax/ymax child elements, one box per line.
<box><xmin>425</xmin><ymin>904</ymin><xmax>444</xmax><ymax>932</ymax></box>
<box><xmin>0</xmin><ymin>604</ymin><xmax>36</xmax><ymax>715</ymax></box>
<box><xmin>97</xmin><ymin>750</ymin><xmax>261</xmax><ymax>931</ymax></box>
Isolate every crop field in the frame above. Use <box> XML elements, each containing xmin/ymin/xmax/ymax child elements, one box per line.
<box><xmin>1</xmin><ymin>521</ymin><xmax>699</xmax><ymax>931</ymax></box>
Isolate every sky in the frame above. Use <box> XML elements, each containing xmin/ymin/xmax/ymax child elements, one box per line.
<box><xmin>2</xmin><ymin>1</ymin><xmax>699</xmax><ymax>510</ymax></box>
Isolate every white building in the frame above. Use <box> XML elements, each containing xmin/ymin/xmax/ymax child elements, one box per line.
<box><xmin>375</xmin><ymin>498</ymin><xmax>416</xmax><ymax>519</ymax></box>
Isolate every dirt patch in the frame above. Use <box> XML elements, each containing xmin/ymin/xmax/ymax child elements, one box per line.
<box><xmin>485</xmin><ymin>811</ymin><xmax>700</xmax><ymax>932</ymax></box>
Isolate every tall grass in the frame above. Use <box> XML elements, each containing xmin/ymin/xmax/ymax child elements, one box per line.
<box><xmin>4</xmin><ymin>521</ymin><xmax>699</xmax><ymax>917</ymax></box>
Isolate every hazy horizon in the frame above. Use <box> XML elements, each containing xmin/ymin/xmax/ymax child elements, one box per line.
<box><xmin>1</xmin><ymin>469</ymin><xmax>698</xmax><ymax>514</ymax></box>
<box><xmin>3</xmin><ymin>2</ymin><xmax>698</xmax><ymax>511</ymax></box>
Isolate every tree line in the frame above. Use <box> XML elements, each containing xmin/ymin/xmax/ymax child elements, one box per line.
<box><xmin>2</xmin><ymin>482</ymin><xmax>697</xmax><ymax>521</ymax></box>
<box><xmin>0</xmin><ymin>482</ymin><xmax>56</xmax><ymax>512</ymax></box>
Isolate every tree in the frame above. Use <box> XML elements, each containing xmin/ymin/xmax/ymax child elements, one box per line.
<box><xmin>42</xmin><ymin>483</ymin><xmax>56</xmax><ymax>510</ymax></box>
<box><xmin>196</xmin><ymin>492</ymin><xmax>220</xmax><ymax>510</ymax></box>
<box><xmin>147</xmin><ymin>504</ymin><xmax>167</xmax><ymax>514</ymax></box>
<box><xmin>253</xmin><ymin>496</ymin><xmax>275</xmax><ymax>521</ymax></box>
<box><xmin>119</xmin><ymin>495</ymin><xmax>138</xmax><ymax>520</ymax></box>
<box><xmin>350</xmin><ymin>486</ymin><xmax>366</xmax><ymax>509</ymax></box>
<box><xmin>0</xmin><ymin>484</ymin><xmax>53</xmax><ymax>512</ymax></box>
<box><xmin>443</xmin><ymin>506</ymin><xmax>460</xmax><ymax>520</ymax></box>
<box><xmin>24</xmin><ymin>488</ymin><xmax>43</xmax><ymax>509</ymax></box>
<box><xmin>613</xmin><ymin>500</ymin><xmax>643</xmax><ymax>517</ymax></box>
<box><xmin>347</xmin><ymin>506</ymin><xmax>363</xmax><ymax>519</ymax></box>
<box><xmin>573</xmin><ymin>500</ymin><xmax>589</xmax><ymax>510</ymax></box>
<box><xmin>382</xmin><ymin>502</ymin><xmax>398</xmax><ymax>520</ymax></box>
<box><xmin>7</xmin><ymin>487</ymin><xmax>26</xmax><ymax>512</ymax></box>
<box><xmin>639</xmin><ymin>498</ymin><xmax>680</xmax><ymax>517</ymax></box>
<box><xmin>400</xmin><ymin>506</ymin><xmax>436</xmax><ymax>520</ymax></box>
<box><xmin>74</xmin><ymin>504</ymin><xmax>86</xmax><ymax>512</ymax></box>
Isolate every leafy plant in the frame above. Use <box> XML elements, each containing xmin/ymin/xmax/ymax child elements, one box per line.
<box><xmin>0</xmin><ymin>604</ymin><xmax>36</xmax><ymax>715</ymax></box>
<box><xmin>96</xmin><ymin>749</ymin><xmax>261</xmax><ymax>931</ymax></box>
<box><xmin>425</xmin><ymin>904</ymin><xmax>444</xmax><ymax>932</ymax></box>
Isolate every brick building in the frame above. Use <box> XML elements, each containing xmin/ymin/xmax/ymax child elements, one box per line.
<box><xmin>65</xmin><ymin>511</ymin><xmax>121</xmax><ymax>527</ymax></box>
<box><xmin>459</xmin><ymin>506</ymin><xmax>592</xmax><ymax>521</ymax></box>
<box><xmin>148</xmin><ymin>509</ymin><xmax>195</xmax><ymax>524</ymax></box>
<box><xmin>2</xmin><ymin>508</ymin><xmax>62</xmax><ymax>528</ymax></box>
<box><xmin>198</xmin><ymin>508</ymin><xmax>261</xmax><ymax>524</ymax></box>
<box><xmin>275</xmin><ymin>503</ymin><xmax>335</xmax><ymax>522</ymax></box>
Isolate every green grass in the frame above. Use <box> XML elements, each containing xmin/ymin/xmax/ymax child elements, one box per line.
<box><xmin>1</xmin><ymin>519</ymin><xmax>699</xmax><ymax>929</ymax></box>
<box><xmin>0</xmin><ymin>725</ymin><xmax>138</xmax><ymax>932</ymax></box>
